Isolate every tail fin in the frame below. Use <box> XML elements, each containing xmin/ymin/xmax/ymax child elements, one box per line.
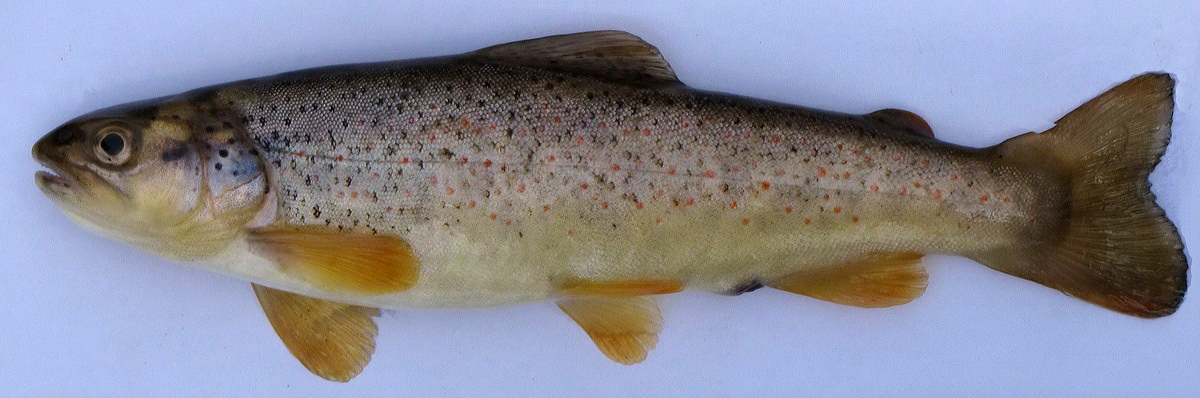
<box><xmin>979</xmin><ymin>73</ymin><xmax>1187</xmax><ymax>318</ymax></box>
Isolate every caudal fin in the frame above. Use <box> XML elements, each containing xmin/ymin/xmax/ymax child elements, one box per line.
<box><xmin>978</xmin><ymin>73</ymin><xmax>1187</xmax><ymax>318</ymax></box>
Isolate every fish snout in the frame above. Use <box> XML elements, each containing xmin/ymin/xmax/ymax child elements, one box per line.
<box><xmin>33</xmin><ymin>124</ymin><xmax>82</xmax><ymax>165</ymax></box>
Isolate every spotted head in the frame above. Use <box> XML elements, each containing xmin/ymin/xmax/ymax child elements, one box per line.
<box><xmin>33</xmin><ymin>97</ymin><xmax>272</xmax><ymax>259</ymax></box>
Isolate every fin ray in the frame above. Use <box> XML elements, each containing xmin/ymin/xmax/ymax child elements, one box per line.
<box><xmin>472</xmin><ymin>30</ymin><xmax>681</xmax><ymax>87</ymax></box>
<box><xmin>771</xmin><ymin>252</ymin><xmax>927</xmax><ymax>308</ymax></box>
<box><xmin>253</xmin><ymin>284</ymin><xmax>380</xmax><ymax>382</ymax></box>
<box><xmin>247</xmin><ymin>227</ymin><xmax>419</xmax><ymax>295</ymax></box>
<box><xmin>557</xmin><ymin>296</ymin><xmax>662</xmax><ymax>365</ymax></box>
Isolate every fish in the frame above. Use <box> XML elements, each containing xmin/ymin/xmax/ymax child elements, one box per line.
<box><xmin>32</xmin><ymin>31</ymin><xmax>1188</xmax><ymax>381</ymax></box>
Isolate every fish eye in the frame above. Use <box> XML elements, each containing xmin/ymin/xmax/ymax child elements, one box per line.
<box><xmin>94</xmin><ymin>126</ymin><xmax>132</xmax><ymax>164</ymax></box>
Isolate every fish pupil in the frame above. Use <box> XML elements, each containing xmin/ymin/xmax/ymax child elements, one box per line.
<box><xmin>100</xmin><ymin>133</ymin><xmax>124</xmax><ymax>156</ymax></box>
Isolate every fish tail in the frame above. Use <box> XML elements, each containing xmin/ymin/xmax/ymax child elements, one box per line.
<box><xmin>976</xmin><ymin>73</ymin><xmax>1187</xmax><ymax>318</ymax></box>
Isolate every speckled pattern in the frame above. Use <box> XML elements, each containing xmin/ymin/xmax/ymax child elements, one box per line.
<box><xmin>202</xmin><ymin>57</ymin><xmax>1049</xmax><ymax>306</ymax></box>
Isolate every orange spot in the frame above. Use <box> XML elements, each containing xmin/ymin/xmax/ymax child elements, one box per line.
<box><xmin>934</xmin><ymin>189</ymin><xmax>943</xmax><ymax>200</ymax></box>
<box><xmin>547</xmin><ymin>155</ymin><xmax>556</xmax><ymax>162</ymax></box>
<box><xmin>490</xmin><ymin>213</ymin><xmax>497</xmax><ymax>220</ymax></box>
<box><xmin>914</xmin><ymin>182</ymin><xmax>922</xmax><ymax>189</ymax></box>
<box><xmin>817</xmin><ymin>167</ymin><xmax>827</xmax><ymax>176</ymax></box>
<box><xmin>852</xmin><ymin>216</ymin><xmax>859</xmax><ymax>223</ymax></box>
<box><xmin>836</xmin><ymin>144</ymin><xmax>843</xmax><ymax>150</ymax></box>
<box><xmin>1003</xmin><ymin>196</ymin><xmax>1012</xmax><ymax>203</ymax></box>
<box><xmin>543</xmin><ymin>205</ymin><xmax>550</xmax><ymax>212</ymax></box>
<box><xmin>580</xmin><ymin>183</ymin><xmax>589</xmax><ymax>190</ymax></box>
<box><xmin>642</xmin><ymin>129</ymin><xmax>651</xmax><ymax>136</ymax></box>
<box><xmin>385</xmin><ymin>207</ymin><xmax>393</xmax><ymax>212</ymax></box>
<box><xmin>871</xmin><ymin>185</ymin><xmax>880</xmax><ymax>192</ymax></box>
<box><xmin>833</xmin><ymin>207</ymin><xmax>842</xmax><ymax>214</ymax></box>
<box><xmin>350</xmin><ymin>192</ymin><xmax>359</xmax><ymax>199</ymax></box>
<box><xmin>667</xmin><ymin>167</ymin><xmax>676</xmax><ymax>176</ymax></box>
<box><xmin>686</xmin><ymin>198</ymin><xmax>695</xmax><ymax>206</ymax></box>
<box><xmin>401</xmin><ymin>157</ymin><xmax>410</xmax><ymax>164</ymax></box>
<box><xmin>843</xmin><ymin>171</ymin><xmax>851</xmax><ymax>179</ymax></box>
<box><xmin>683</xmin><ymin>122</ymin><xmax>690</xmax><ymax>128</ymax></box>
<box><xmin>429</xmin><ymin>134</ymin><xmax>437</xmax><ymax>143</ymax></box>
<box><xmin>601</xmin><ymin>202</ymin><xmax>609</xmax><ymax>209</ymax></box>
<box><xmin>461</xmin><ymin>119</ymin><xmax>470</xmax><ymax>127</ymax></box>
<box><xmin>656</xmin><ymin>217</ymin><xmax>663</xmax><ymax>224</ymax></box>
<box><xmin>297</xmin><ymin>150</ymin><xmax>306</xmax><ymax>157</ymax></box>
<box><xmin>568</xmin><ymin>229</ymin><xmax>575</xmax><ymax>236</ymax></box>
<box><xmin>893</xmin><ymin>155</ymin><xmax>902</xmax><ymax>161</ymax></box>
<box><xmin>731</xmin><ymin>166</ymin><xmax>741</xmax><ymax>173</ymax></box>
<box><xmin>704</xmin><ymin>170</ymin><xmax>716</xmax><ymax>178</ymax></box>
<box><xmin>468</xmin><ymin>201</ymin><xmax>476</xmax><ymax>208</ymax></box>
<box><xmin>387</xmin><ymin>126</ymin><xmax>394</xmax><ymax>132</ymax></box>
<box><xmin>730</xmin><ymin>201</ymin><xmax>739</xmax><ymax>209</ymax></box>
<box><xmin>576</xmin><ymin>136</ymin><xmax>585</xmax><ymax>144</ymax></box>
<box><xmin>336</xmin><ymin>191</ymin><xmax>344</xmax><ymax>198</ymax></box>
<box><xmin>636</xmin><ymin>202</ymin><xmax>645</xmax><ymax>209</ymax></box>
<box><xmin>483</xmin><ymin>159</ymin><xmax>493</xmax><ymax>168</ymax></box>
<box><xmin>506</xmin><ymin>220</ymin><xmax>512</xmax><ymax>225</ymax></box>
<box><xmin>445</xmin><ymin>187</ymin><xmax>455</xmax><ymax>195</ymax></box>
<box><xmin>980</xmin><ymin>194</ymin><xmax>990</xmax><ymax>202</ymax></box>
<box><xmin>785</xmin><ymin>207</ymin><xmax>793</xmax><ymax>214</ymax></box>
<box><xmin>599</xmin><ymin>122</ymin><xmax>607</xmax><ymax>128</ymax></box>
<box><xmin>741</xmin><ymin>218</ymin><xmax>750</xmax><ymax>225</ymax></box>
<box><xmin>805</xmin><ymin>218</ymin><xmax>812</xmax><ymax>225</ymax></box>
<box><xmin>611</xmin><ymin>164</ymin><xmax>621</xmax><ymax>172</ymax></box>
<box><xmin>656</xmin><ymin>189</ymin><xmax>665</xmax><ymax>197</ymax></box>
<box><xmin>771</xmin><ymin>134</ymin><xmax>782</xmax><ymax>144</ymax></box>
<box><xmin>951</xmin><ymin>175</ymin><xmax>959</xmax><ymax>180</ymax></box>
<box><xmin>460</xmin><ymin>157</ymin><xmax>469</xmax><ymax>164</ymax></box>
<box><xmin>761</xmin><ymin>182</ymin><xmax>771</xmax><ymax>190</ymax></box>
<box><xmin>517</xmin><ymin>184</ymin><xmax>526</xmax><ymax>193</ymax></box>
<box><xmin>554</xmin><ymin>116</ymin><xmax>561</xmax><ymax>123</ymax></box>
<box><xmin>336</xmin><ymin>155</ymin><xmax>344</xmax><ymax>161</ymax></box>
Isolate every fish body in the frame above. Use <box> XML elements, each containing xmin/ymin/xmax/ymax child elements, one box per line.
<box><xmin>33</xmin><ymin>31</ymin><xmax>1187</xmax><ymax>381</ymax></box>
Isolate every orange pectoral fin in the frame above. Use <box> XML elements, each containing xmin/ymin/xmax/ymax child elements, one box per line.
<box><xmin>560</xmin><ymin>278</ymin><xmax>684</xmax><ymax>296</ymax></box>
<box><xmin>248</xmin><ymin>227</ymin><xmax>419</xmax><ymax>295</ymax></box>
<box><xmin>771</xmin><ymin>252</ymin><xmax>927</xmax><ymax>308</ymax></box>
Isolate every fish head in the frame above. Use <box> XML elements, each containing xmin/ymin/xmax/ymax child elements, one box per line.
<box><xmin>33</xmin><ymin>99</ymin><xmax>271</xmax><ymax>260</ymax></box>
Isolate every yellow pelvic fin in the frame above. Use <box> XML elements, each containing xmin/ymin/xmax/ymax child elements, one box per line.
<box><xmin>560</xmin><ymin>278</ymin><xmax>684</xmax><ymax>296</ymax></box>
<box><xmin>247</xmin><ymin>227</ymin><xmax>419</xmax><ymax>295</ymax></box>
<box><xmin>252</xmin><ymin>284</ymin><xmax>381</xmax><ymax>382</ymax></box>
<box><xmin>771</xmin><ymin>252</ymin><xmax>927</xmax><ymax>308</ymax></box>
<box><xmin>557</xmin><ymin>296</ymin><xmax>662</xmax><ymax>365</ymax></box>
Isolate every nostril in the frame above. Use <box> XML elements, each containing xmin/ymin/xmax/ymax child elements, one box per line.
<box><xmin>52</xmin><ymin>125</ymin><xmax>81</xmax><ymax>145</ymax></box>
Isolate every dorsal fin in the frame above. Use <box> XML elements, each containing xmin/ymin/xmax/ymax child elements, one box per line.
<box><xmin>472</xmin><ymin>30</ymin><xmax>682</xmax><ymax>87</ymax></box>
<box><xmin>867</xmin><ymin>108</ymin><xmax>935</xmax><ymax>138</ymax></box>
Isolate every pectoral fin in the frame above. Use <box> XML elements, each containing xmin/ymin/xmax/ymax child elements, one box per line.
<box><xmin>771</xmin><ymin>252</ymin><xmax>927</xmax><ymax>308</ymax></box>
<box><xmin>247</xmin><ymin>227</ymin><xmax>419</xmax><ymax>295</ymax></box>
<box><xmin>557</xmin><ymin>296</ymin><xmax>662</xmax><ymax>365</ymax></box>
<box><xmin>253</xmin><ymin>284</ymin><xmax>381</xmax><ymax>382</ymax></box>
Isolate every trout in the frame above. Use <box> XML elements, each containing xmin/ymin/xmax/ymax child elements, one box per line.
<box><xmin>32</xmin><ymin>31</ymin><xmax>1187</xmax><ymax>381</ymax></box>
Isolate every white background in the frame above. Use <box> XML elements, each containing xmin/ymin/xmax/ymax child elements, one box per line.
<box><xmin>2</xmin><ymin>1</ymin><xmax>1197</xmax><ymax>396</ymax></box>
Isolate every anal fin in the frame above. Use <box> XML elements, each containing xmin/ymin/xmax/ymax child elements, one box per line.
<box><xmin>557</xmin><ymin>296</ymin><xmax>662</xmax><ymax>365</ymax></box>
<box><xmin>253</xmin><ymin>284</ymin><xmax>381</xmax><ymax>382</ymax></box>
<box><xmin>248</xmin><ymin>227</ymin><xmax>419</xmax><ymax>295</ymax></box>
<box><xmin>771</xmin><ymin>252</ymin><xmax>927</xmax><ymax>308</ymax></box>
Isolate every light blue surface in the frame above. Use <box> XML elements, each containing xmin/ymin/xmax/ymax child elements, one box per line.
<box><xmin>2</xmin><ymin>1</ymin><xmax>1197</xmax><ymax>396</ymax></box>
